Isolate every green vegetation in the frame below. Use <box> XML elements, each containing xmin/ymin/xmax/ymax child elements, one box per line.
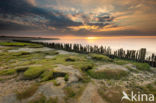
<box><xmin>65</xmin><ymin>57</ymin><xmax>76</xmax><ymax>62</ymax></box>
<box><xmin>0</xmin><ymin>51</ymin><xmax>45</xmax><ymax>69</ymax></box>
<box><xmin>23</xmin><ymin>66</ymin><xmax>44</xmax><ymax>79</ymax></box>
<box><xmin>64</xmin><ymin>87</ymin><xmax>76</xmax><ymax>98</ymax></box>
<box><xmin>17</xmin><ymin>84</ymin><xmax>39</xmax><ymax>100</ymax></box>
<box><xmin>131</xmin><ymin>82</ymin><xmax>156</xmax><ymax>97</ymax></box>
<box><xmin>43</xmin><ymin>54</ymin><xmax>93</xmax><ymax>70</ymax></box>
<box><xmin>114</xmin><ymin>59</ymin><xmax>151</xmax><ymax>71</ymax></box>
<box><xmin>125</xmin><ymin>66</ymin><xmax>138</xmax><ymax>73</ymax></box>
<box><xmin>88</xmin><ymin>68</ymin><xmax>129</xmax><ymax>79</ymax></box>
<box><xmin>81</xmin><ymin>74</ymin><xmax>91</xmax><ymax>83</ymax></box>
<box><xmin>64</xmin><ymin>83</ymin><xmax>88</xmax><ymax>102</ymax></box>
<box><xmin>89</xmin><ymin>53</ymin><xmax>112</xmax><ymax>62</ymax></box>
<box><xmin>28</xmin><ymin>95</ymin><xmax>58</xmax><ymax>103</ymax></box>
<box><xmin>114</xmin><ymin>59</ymin><xmax>129</xmax><ymax>65</ymax></box>
<box><xmin>64</xmin><ymin>74</ymin><xmax>69</xmax><ymax>81</ymax></box>
<box><xmin>53</xmin><ymin>80</ymin><xmax>60</xmax><ymax>86</ymax></box>
<box><xmin>0</xmin><ymin>42</ymin><xmax>43</xmax><ymax>48</ymax></box>
<box><xmin>79</xmin><ymin>62</ymin><xmax>94</xmax><ymax>71</ymax></box>
<box><xmin>146</xmin><ymin>83</ymin><xmax>156</xmax><ymax>96</ymax></box>
<box><xmin>134</xmin><ymin>62</ymin><xmax>151</xmax><ymax>71</ymax></box>
<box><xmin>12</xmin><ymin>51</ymin><xmax>30</xmax><ymax>56</ymax></box>
<box><xmin>98</xmin><ymin>86</ymin><xmax>123</xmax><ymax>103</ymax></box>
<box><xmin>36</xmin><ymin>50</ymin><xmax>59</xmax><ymax>55</ymax></box>
<box><xmin>0</xmin><ymin>40</ymin><xmax>155</xmax><ymax>103</ymax></box>
<box><xmin>41</xmin><ymin>70</ymin><xmax>53</xmax><ymax>81</ymax></box>
<box><xmin>16</xmin><ymin>66</ymin><xmax>28</xmax><ymax>72</ymax></box>
<box><xmin>0</xmin><ymin>69</ymin><xmax>16</xmax><ymax>76</ymax></box>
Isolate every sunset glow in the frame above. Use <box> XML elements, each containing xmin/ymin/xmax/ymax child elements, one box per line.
<box><xmin>0</xmin><ymin>0</ymin><xmax>156</xmax><ymax>37</ymax></box>
<box><xmin>0</xmin><ymin>1</ymin><xmax>156</xmax><ymax>103</ymax></box>
<box><xmin>87</xmin><ymin>37</ymin><xmax>98</xmax><ymax>40</ymax></box>
<box><xmin>49</xmin><ymin>36</ymin><xmax>156</xmax><ymax>40</ymax></box>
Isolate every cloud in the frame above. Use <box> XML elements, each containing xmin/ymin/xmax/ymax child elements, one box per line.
<box><xmin>27</xmin><ymin>0</ymin><xmax>37</xmax><ymax>6</ymax></box>
<box><xmin>0</xmin><ymin>0</ymin><xmax>156</xmax><ymax>36</ymax></box>
<box><xmin>97</xmin><ymin>16</ymin><xmax>114</xmax><ymax>22</ymax></box>
<box><xmin>0</xmin><ymin>20</ymin><xmax>38</xmax><ymax>31</ymax></box>
<box><xmin>0</xmin><ymin>0</ymin><xmax>82</xmax><ymax>31</ymax></box>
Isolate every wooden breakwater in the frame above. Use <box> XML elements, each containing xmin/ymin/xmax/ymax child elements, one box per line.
<box><xmin>13</xmin><ymin>40</ymin><xmax>156</xmax><ymax>67</ymax></box>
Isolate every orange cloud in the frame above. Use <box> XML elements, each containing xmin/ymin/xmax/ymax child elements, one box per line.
<box><xmin>68</xmin><ymin>25</ymin><xmax>99</xmax><ymax>31</ymax></box>
<box><xmin>27</xmin><ymin>0</ymin><xmax>36</xmax><ymax>6</ymax></box>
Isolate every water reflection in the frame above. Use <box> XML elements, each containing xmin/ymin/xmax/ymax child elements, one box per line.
<box><xmin>37</xmin><ymin>38</ymin><xmax>156</xmax><ymax>55</ymax></box>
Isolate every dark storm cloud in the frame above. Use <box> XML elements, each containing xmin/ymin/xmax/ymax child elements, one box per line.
<box><xmin>97</xmin><ymin>16</ymin><xmax>114</xmax><ymax>22</ymax></box>
<box><xmin>87</xmin><ymin>22</ymin><xmax>109</xmax><ymax>27</ymax></box>
<box><xmin>0</xmin><ymin>0</ymin><xmax>156</xmax><ymax>36</ymax></box>
<box><xmin>0</xmin><ymin>0</ymin><xmax>82</xmax><ymax>31</ymax></box>
<box><xmin>0</xmin><ymin>20</ymin><xmax>38</xmax><ymax>31</ymax></box>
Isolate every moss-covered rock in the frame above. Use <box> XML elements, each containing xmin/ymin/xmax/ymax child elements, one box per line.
<box><xmin>88</xmin><ymin>68</ymin><xmax>129</xmax><ymax>80</ymax></box>
<box><xmin>16</xmin><ymin>66</ymin><xmax>28</xmax><ymax>73</ymax></box>
<box><xmin>23</xmin><ymin>66</ymin><xmax>44</xmax><ymax>79</ymax></box>
<box><xmin>89</xmin><ymin>53</ymin><xmax>112</xmax><ymax>62</ymax></box>
<box><xmin>0</xmin><ymin>69</ymin><xmax>16</xmax><ymax>76</ymax></box>
<box><xmin>65</xmin><ymin>57</ymin><xmax>76</xmax><ymax>62</ymax></box>
<box><xmin>134</xmin><ymin>63</ymin><xmax>150</xmax><ymax>71</ymax></box>
<box><xmin>41</xmin><ymin>70</ymin><xmax>53</xmax><ymax>81</ymax></box>
<box><xmin>80</xmin><ymin>62</ymin><xmax>94</xmax><ymax>71</ymax></box>
<box><xmin>64</xmin><ymin>74</ymin><xmax>69</xmax><ymax>81</ymax></box>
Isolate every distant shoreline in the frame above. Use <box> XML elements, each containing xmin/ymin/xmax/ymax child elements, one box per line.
<box><xmin>0</xmin><ymin>36</ymin><xmax>59</xmax><ymax>41</ymax></box>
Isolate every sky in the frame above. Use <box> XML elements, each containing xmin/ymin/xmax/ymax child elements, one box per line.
<box><xmin>0</xmin><ymin>0</ymin><xmax>156</xmax><ymax>38</ymax></box>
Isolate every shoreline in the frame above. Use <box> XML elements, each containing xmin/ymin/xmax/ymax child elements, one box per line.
<box><xmin>13</xmin><ymin>39</ymin><xmax>156</xmax><ymax>67</ymax></box>
<box><xmin>0</xmin><ymin>40</ymin><xmax>156</xmax><ymax>103</ymax></box>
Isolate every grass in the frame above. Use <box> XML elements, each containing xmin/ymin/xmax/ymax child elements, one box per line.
<box><xmin>0</xmin><ymin>41</ymin><xmax>152</xmax><ymax>84</ymax></box>
<box><xmin>98</xmin><ymin>86</ymin><xmax>123</xmax><ymax>103</ymax></box>
<box><xmin>64</xmin><ymin>55</ymin><xmax>83</xmax><ymax>62</ymax></box>
<box><xmin>0</xmin><ymin>69</ymin><xmax>16</xmax><ymax>76</ymax></box>
<box><xmin>0</xmin><ymin>51</ymin><xmax>45</xmax><ymax>69</ymax></box>
<box><xmin>146</xmin><ymin>83</ymin><xmax>156</xmax><ymax>96</ymax></box>
<box><xmin>81</xmin><ymin>74</ymin><xmax>91</xmax><ymax>83</ymax></box>
<box><xmin>42</xmin><ymin>54</ymin><xmax>94</xmax><ymax>70</ymax></box>
<box><xmin>0</xmin><ymin>51</ymin><xmax>91</xmax><ymax>80</ymax></box>
<box><xmin>65</xmin><ymin>57</ymin><xmax>76</xmax><ymax>62</ymax></box>
<box><xmin>23</xmin><ymin>66</ymin><xmax>45</xmax><ymax>79</ymax></box>
<box><xmin>114</xmin><ymin>59</ymin><xmax>129</xmax><ymax>65</ymax></box>
<box><xmin>41</xmin><ymin>70</ymin><xmax>53</xmax><ymax>81</ymax></box>
<box><xmin>134</xmin><ymin>62</ymin><xmax>151</xmax><ymax>71</ymax></box>
<box><xmin>88</xmin><ymin>68</ymin><xmax>129</xmax><ymax>80</ymax></box>
<box><xmin>0</xmin><ymin>42</ymin><xmax>43</xmax><ymax>48</ymax></box>
<box><xmin>64</xmin><ymin>74</ymin><xmax>69</xmax><ymax>81</ymax></box>
<box><xmin>16</xmin><ymin>84</ymin><xmax>39</xmax><ymax>100</ymax></box>
<box><xmin>79</xmin><ymin>62</ymin><xmax>94</xmax><ymax>71</ymax></box>
<box><xmin>125</xmin><ymin>66</ymin><xmax>139</xmax><ymax>73</ymax></box>
<box><xmin>131</xmin><ymin>82</ymin><xmax>156</xmax><ymax>98</ymax></box>
<box><xmin>36</xmin><ymin>50</ymin><xmax>59</xmax><ymax>55</ymax></box>
<box><xmin>53</xmin><ymin>80</ymin><xmax>60</xmax><ymax>86</ymax></box>
<box><xmin>64</xmin><ymin>87</ymin><xmax>76</xmax><ymax>98</ymax></box>
<box><xmin>114</xmin><ymin>58</ymin><xmax>151</xmax><ymax>71</ymax></box>
<box><xmin>11</xmin><ymin>51</ymin><xmax>30</xmax><ymax>56</ymax></box>
<box><xmin>28</xmin><ymin>95</ymin><xmax>58</xmax><ymax>103</ymax></box>
<box><xmin>16</xmin><ymin>66</ymin><xmax>28</xmax><ymax>73</ymax></box>
<box><xmin>89</xmin><ymin>53</ymin><xmax>112</xmax><ymax>62</ymax></box>
<box><xmin>64</xmin><ymin>83</ymin><xmax>88</xmax><ymax>102</ymax></box>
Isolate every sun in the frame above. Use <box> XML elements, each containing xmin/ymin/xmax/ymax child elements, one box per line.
<box><xmin>87</xmin><ymin>37</ymin><xmax>97</xmax><ymax>40</ymax></box>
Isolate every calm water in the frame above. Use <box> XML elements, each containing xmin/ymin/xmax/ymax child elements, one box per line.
<box><xmin>35</xmin><ymin>38</ymin><xmax>156</xmax><ymax>55</ymax></box>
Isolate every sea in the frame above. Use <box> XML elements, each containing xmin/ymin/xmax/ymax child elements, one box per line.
<box><xmin>34</xmin><ymin>37</ymin><xmax>156</xmax><ymax>56</ymax></box>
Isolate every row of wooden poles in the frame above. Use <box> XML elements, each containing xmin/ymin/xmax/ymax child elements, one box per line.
<box><xmin>14</xmin><ymin>40</ymin><xmax>156</xmax><ymax>67</ymax></box>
